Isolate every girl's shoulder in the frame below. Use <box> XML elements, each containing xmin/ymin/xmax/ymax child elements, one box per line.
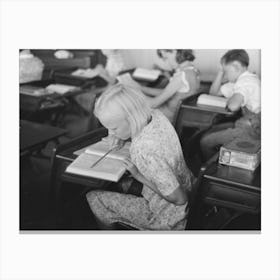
<box><xmin>132</xmin><ymin>110</ymin><xmax>175</xmax><ymax>147</ymax></box>
<box><xmin>175</xmin><ymin>65</ymin><xmax>200</xmax><ymax>78</ymax></box>
<box><xmin>183</xmin><ymin>66</ymin><xmax>200</xmax><ymax>76</ymax></box>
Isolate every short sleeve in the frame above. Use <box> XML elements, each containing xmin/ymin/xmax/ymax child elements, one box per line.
<box><xmin>233</xmin><ymin>80</ymin><xmax>250</xmax><ymax>106</ymax></box>
<box><xmin>135</xmin><ymin>148</ymin><xmax>180</xmax><ymax>196</ymax></box>
<box><xmin>220</xmin><ymin>82</ymin><xmax>234</xmax><ymax>98</ymax></box>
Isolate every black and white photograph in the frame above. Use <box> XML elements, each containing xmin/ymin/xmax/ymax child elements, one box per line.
<box><xmin>1</xmin><ymin>0</ymin><xmax>280</xmax><ymax>280</ymax></box>
<box><xmin>20</xmin><ymin>49</ymin><xmax>261</xmax><ymax>231</ymax></box>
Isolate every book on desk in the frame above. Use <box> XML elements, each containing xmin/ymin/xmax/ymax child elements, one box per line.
<box><xmin>71</xmin><ymin>68</ymin><xmax>100</xmax><ymax>79</ymax></box>
<box><xmin>197</xmin><ymin>93</ymin><xmax>227</xmax><ymax>108</ymax></box>
<box><xmin>20</xmin><ymin>83</ymin><xmax>81</xmax><ymax>96</ymax></box>
<box><xmin>66</xmin><ymin>138</ymin><xmax>131</xmax><ymax>182</ymax></box>
<box><xmin>132</xmin><ymin>68</ymin><xmax>161</xmax><ymax>82</ymax></box>
<box><xmin>195</xmin><ymin>93</ymin><xmax>233</xmax><ymax>115</ymax></box>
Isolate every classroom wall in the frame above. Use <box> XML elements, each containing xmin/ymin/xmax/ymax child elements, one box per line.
<box><xmin>121</xmin><ymin>49</ymin><xmax>261</xmax><ymax>81</ymax></box>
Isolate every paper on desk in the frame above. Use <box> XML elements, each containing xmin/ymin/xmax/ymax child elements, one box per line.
<box><xmin>86</xmin><ymin>139</ymin><xmax>130</xmax><ymax>161</ymax></box>
<box><xmin>132</xmin><ymin>68</ymin><xmax>161</xmax><ymax>81</ymax></box>
<box><xmin>197</xmin><ymin>94</ymin><xmax>228</xmax><ymax>108</ymax></box>
<box><xmin>71</xmin><ymin>68</ymin><xmax>100</xmax><ymax>79</ymax></box>
<box><xmin>66</xmin><ymin>152</ymin><xmax>126</xmax><ymax>182</ymax></box>
<box><xmin>45</xmin><ymin>84</ymin><xmax>80</xmax><ymax>95</ymax></box>
<box><xmin>20</xmin><ymin>85</ymin><xmax>54</xmax><ymax>96</ymax></box>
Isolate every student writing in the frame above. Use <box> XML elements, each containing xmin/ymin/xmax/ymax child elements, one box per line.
<box><xmin>86</xmin><ymin>83</ymin><xmax>194</xmax><ymax>230</ymax></box>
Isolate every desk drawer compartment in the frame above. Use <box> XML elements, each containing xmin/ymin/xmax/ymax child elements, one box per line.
<box><xmin>203</xmin><ymin>181</ymin><xmax>260</xmax><ymax>211</ymax></box>
<box><xmin>180</xmin><ymin>109</ymin><xmax>215</xmax><ymax>124</ymax></box>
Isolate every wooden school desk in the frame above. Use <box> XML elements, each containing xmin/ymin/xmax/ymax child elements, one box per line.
<box><xmin>175</xmin><ymin>93</ymin><xmax>236</xmax><ymax>137</ymax></box>
<box><xmin>188</xmin><ymin>153</ymin><xmax>261</xmax><ymax>230</ymax></box>
<box><xmin>53</xmin><ymin>68</ymin><xmax>108</xmax><ymax>88</ymax></box>
<box><xmin>20</xmin><ymin>120</ymin><xmax>67</xmax><ymax>157</ymax></box>
<box><xmin>49</xmin><ymin>128</ymin><xmax>110</xmax><ymax>221</ymax></box>
<box><xmin>20</xmin><ymin>78</ymin><xmax>107</xmax><ymax>124</ymax></box>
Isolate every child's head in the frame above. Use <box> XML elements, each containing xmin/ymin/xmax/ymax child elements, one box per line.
<box><xmin>94</xmin><ymin>83</ymin><xmax>151</xmax><ymax>140</ymax></box>
<box><xmin>222</xmin><ymin>49</ymin><xmax>249</xmax><ymax>82</ymax></box>
<box><xmin>157</xmin><ymin>49</ymin><xmax>195</xmax><ymax>69</ymax></box>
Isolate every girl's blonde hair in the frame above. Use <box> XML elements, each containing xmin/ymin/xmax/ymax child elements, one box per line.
<box><xmin>94</xmin><ymin>83</ymin><xmax>152</xmax><ymax>138</ymax></box>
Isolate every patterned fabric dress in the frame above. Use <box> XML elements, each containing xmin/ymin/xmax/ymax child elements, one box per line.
<box><xmin>86</xmin><ymin>110</ymin><xmax>194</xmax><ymax>230</ymax></box>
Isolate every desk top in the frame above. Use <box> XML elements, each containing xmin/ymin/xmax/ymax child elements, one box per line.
<box><xmin>204</xmin><ymin>161</ymin><xmax>261</xmax><ymax>192</ymax></box>
<box><xmin>20</xmin><ymin>80</ymin><xmax>107</xmax><ymax>114</ymax></box>
<box><xmin>182</xmin><ymin>95</ymin><xmax>234</xmax><ymax>116</ymax></box>
<box><xmin>20</xmin><ymin>79</ymin><xmax>90</xmax><ymax>99</ymax></box>
<box><xmin>20</xmin><ymin>120</ymin><xmax>66</xmax><ymax>154</ymax></box>
<box><xmin>53</xmin><ymin>128</ymin><xmax>109</xmax><ymax>187</ymax></box>
<box><xmin>53</xmin><ymin>68</ymin><xmax>108</xmax><ymax>87</ymax></box>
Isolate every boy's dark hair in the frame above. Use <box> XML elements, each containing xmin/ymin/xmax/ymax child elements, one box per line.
<box><xmin>157</xmin><ymin>49</ymin><xmax>195</xmax><ymax>63</ymax></box>
<box><xmin>222</xmin><ymin>49</ymin><xmax>249</xmax><ymax>67</ymax></box>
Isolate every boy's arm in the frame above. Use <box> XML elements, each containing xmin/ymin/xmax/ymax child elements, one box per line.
<box><xmin>209</xmin><ymin>69</ymin><xmax>224</xmax><ymax>96</ymax></box>
<box><xmin>227</xmin><ymin>93</ymin><xmax>244</xmax><ymax>111</ymax></box>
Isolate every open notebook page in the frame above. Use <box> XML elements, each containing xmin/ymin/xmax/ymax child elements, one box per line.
<box><xmin>66</xmin><ymin>153</ymin><xmax>126</xmax><ymax>182</ymax></box>
<box><xmin>85</xmin><ymin>140</ymin><xmax>131</xmax><ymax>161</ymax></box>
<box><xmin>197</xmin><ymin>94</ymin><xmax>228</xmax><ymax>108</ymax></box>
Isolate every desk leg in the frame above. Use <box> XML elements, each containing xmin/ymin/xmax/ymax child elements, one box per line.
<box><xmin>49</xmin><ymin>157</ymin><xmax>69</xmax><ymax>227</ymax></box>
<box><xmin>219</xmin><ymin>211</ymin><xmax>243</xmax><ymax>229</ymax></box>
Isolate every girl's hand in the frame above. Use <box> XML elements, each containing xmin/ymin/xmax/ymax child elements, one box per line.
<box><xmin>95</xmin><ymin>64</ymin><xmax>108</xmax><ymax>76</ymax></box>
<box><xmin>95</xmin><ymin>64</ymin><xmax>105</xmax><ymax>72</ymax></box>
<box><xmin>123</xmin><ymin>158</ymin><xmax>139</xmax><ymax>178</ymax></box>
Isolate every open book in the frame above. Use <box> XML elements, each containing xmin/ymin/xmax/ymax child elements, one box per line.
<box><xmin>132</xmin><ymin>68</ymin><xmax>161</xmax><ymax>82</ymax></box>
<box><xmin>71</xmin><ymin>68</ymin><xmax>100</xmax><ymax>79</ymax></box>
<box><xmin>66</xmin><ymin>139</ymin><xmax>131</xmax><ymax>182</ymax></box>
<box><xmin>197</xmin><ymin>94</ymin><xmax>228</xmax><ymax>108</ymax></box>
<box><xmin>20</xmin><ymin>85</ymin><xmax>53</xmax><ymax>97</ymax></box>
<box><xmin>45</xmin><ymin>84</ymin><xmax>80</xmax><ymax>95</ymax></box>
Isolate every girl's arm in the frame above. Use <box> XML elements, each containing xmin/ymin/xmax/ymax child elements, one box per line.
<box><xmin>136</xmin><ymin>172</ymin><xmax>187</xmax><ymax>205</ymax></box>
<box><xmin>183</xmin><ymin>69</ymin><xmax>200</xmax><ymax>96</ymax></box>
<box><xmin>123</xmin><ymin>158</ymin><xmax>188</xmax><ymax>205</ymax></box>
<box><xmin>95</xmin><ymin>65</ymin><xmax>117</xmax><ymax>85</ymax></box>
<box><xmin>148</xmin><ymin>74</ymin><xmax>183</xmax><ymax>108</ymax></box>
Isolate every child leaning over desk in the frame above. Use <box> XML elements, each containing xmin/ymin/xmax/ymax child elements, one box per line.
<box><xmin>75</xmin><ymin>49</ymin><xmax>126</xmax><ymax>130</ymax></box>
<box><xmin>86</xmin><ymin>83</ymin><xmax>194</xmax><ymax>230</ymax></box>
<box><xmin>200</xmin><ymin>49</ymin><xmax>261</xmax><ymax>160</ymax></box>
<box><xmin>126</xmin><ymin>49</ymin><xmax>200</xmax><ymax>124</ymax></box>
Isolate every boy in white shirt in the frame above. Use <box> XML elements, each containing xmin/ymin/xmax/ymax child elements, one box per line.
<box><xmin>200</xmin><ymin>49</ymin><xmax>261</xmax><ymax>160</ymax></box>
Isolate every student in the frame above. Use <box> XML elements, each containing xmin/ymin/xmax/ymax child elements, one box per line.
<box><xmin>86</xmin><ymin>83</ymin><xmax>194</xmax><ymax>230</ymax></box>
<box><xmin>95</xmin><ymin>49</ymin><xmax>126</xmax><ymax>85</ymax></box>
<box><xmin>200</xmin><ymin>49</ymin><xmax>261</xmax><ymax>160</ymax></box>
<box><xmin>74</xmin><ymin>49</ymin><xmax>126</xmax><ymax>131</ymax></box>
<box><xmin>131</xmin><ymin>49</ymin><xmax>200</xmax><ymax>124</ymax></box>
